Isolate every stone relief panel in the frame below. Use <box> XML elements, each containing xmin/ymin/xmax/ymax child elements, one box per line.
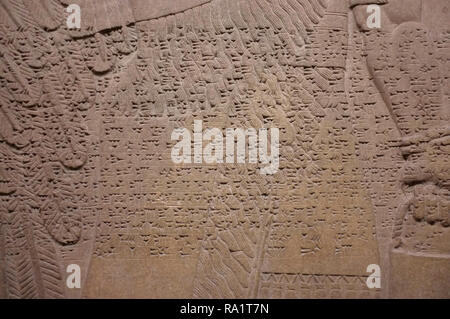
<box><xmin>0</xmin><ymin>0</ymin><xmax>448</xmax><ymax>298</ymax></box>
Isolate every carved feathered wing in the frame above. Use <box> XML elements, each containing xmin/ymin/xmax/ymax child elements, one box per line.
<box><xmin>191</xmin><ymin>0</ymin><xmax>329</xmax><ymax>298</ymax></box>
<box><xmin>0</xmin><ymin>0</ymin><xmax>92</xmax><ymax>299</ymax></box>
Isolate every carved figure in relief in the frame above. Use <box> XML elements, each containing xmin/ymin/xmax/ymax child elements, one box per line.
<box><xmin>352</xmin><ymin>0</ymin><xmax>449</xmax><ymax>297</ymax></box>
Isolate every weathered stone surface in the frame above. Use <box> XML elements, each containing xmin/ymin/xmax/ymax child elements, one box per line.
<box><xmin>0</xmin><ymin>0</ymin><xmax>448</xmax><ymax>299</ymax></box>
